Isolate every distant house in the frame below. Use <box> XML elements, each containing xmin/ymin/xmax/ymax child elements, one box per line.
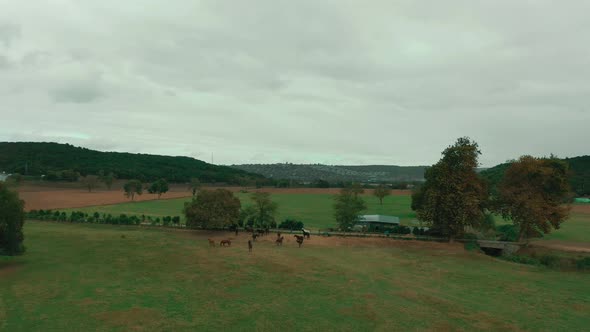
<box><xmin>354</xmin><ymin>215</ymin><xmax>400</xmax><ymax>232</ymax></box>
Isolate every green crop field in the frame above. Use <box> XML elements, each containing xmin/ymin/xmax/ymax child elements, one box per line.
<box><xmin>64</xmin><ymin>193</ymin><xmax>417</xmax><ymax>230</ymax></box>
<box><xmin>1</xmin><ymin>222</ymin><xmax>589</xmax><ymax>331</ymax></box>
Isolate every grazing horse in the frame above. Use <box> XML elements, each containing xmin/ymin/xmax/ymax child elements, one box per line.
<box><xmin>296</xmin><ymin>237</ymin><xmax>304</xmax><ymax>248</ymax></box>
<box><xmin>302</xmin><ymin>228</ymin><xmax>311</xmax><ymax>239</ymax></box>
<box><xmin>248</xmin><ymin>240</ymin><xmax>253</xmax><ymax>252</ymax></box>
<box><xmin>252</xmin><ymin>233</ymin><xmax>259</xmax><ymax>241</ymax></box>
<box><xmin>208</xmin><ymin>239</ymin><xmax>215</xmax><ymax>247</ymax></box>
<box><xmin>276</xmin><ymin>236</ymin><xmax>284</xmax><ymax>246</ymax></box>
<box><xmin>220</xmin><ymin>239</ymin><xmax>231</xmax><ymax>247</ymax></box>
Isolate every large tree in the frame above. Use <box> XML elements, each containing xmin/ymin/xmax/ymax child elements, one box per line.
<box><xmin>495</xmin><ymin>156</ymin><xmax>572</xmax><ymax>242</ymax></box>
<box><xmin>250</xmin><ymin>192</ymin><xmax>278</xmax><ymax>228</ymax></box>
<box><xmin>81</xmin><ymin>175</ymin><xmax>100</xmax><ymax>192</ymax></box>
<box><xmin>373</xmin><ymin>185</ymin><xmax>391</xmax><ymax>205</ymax></box>
<box><xmin>0</xmin><ymin>182</ymin><xmax>25</xmax><ymax>255</ymax></box>
<box><xmin>184</xmin><ymin>189</ymin><xmax>241</xmax><ymax>229</ymax></box>
<box><xmin>148</xmin><ymin>178</ymin><xmax>169</xmax><ymax>199</ymax></box>
<box><xmin>333</xmin><ymin>185</ymin><xmax>367</xmax><ymax>231</ymax></box>
<box><xmin>123</xmin><ymin>180</ymin><xmax>143</xmax><ymax>201</ymax></box>
<box><xmin>411</xmin><ymin>137</ymin><xmax>487</xmax><ymax>240</ymax></box>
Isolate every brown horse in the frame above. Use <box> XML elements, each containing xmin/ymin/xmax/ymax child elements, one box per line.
<box><xmin>276</xmin><ymin>236</ymin><xmax>284</xmax><ymax>246</ymax></box>
<box><xmin>220</xmin><ymin>239</ymin><xmax>231</xmax><ymax>247</ymax></box>
<box><xmin>296</xmin><ymin>238</ymin><xmax>303</xmax><ymax>247</ymax></box>
<box><xmin>208</xmin><ymin>239</ymin><xmax>215</xmax><ymax>247</ymax></box>
<box><xmin>252</xmin><ymin>233</ymin><xmax>258</xmax><ymax>241</ymax></box>
<box><xmin>248</xmin><ymin>240</ymin><xmax>253</xmax><ymax>252</ymax></box>
<box><xmin>294</xmin><ymin>235</ymin><xmax>304</xmax><ymax>241</ymax></box>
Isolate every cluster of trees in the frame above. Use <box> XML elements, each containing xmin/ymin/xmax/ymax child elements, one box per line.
<box><xmin>412</xmin><ymin>137</ymin><xmax>573</xmax><ymax>242</ymax></box>
<box><xmin>0</xmin><ymin>142</ymin><xmax>265</xmax><ymax>184</ymax></box>
<box><xmin>0</xmin><ymin>183</ymin><xmax>25</xmax><ymax>255</ymax></box>
<box><xmin>278</xmin><ymin>218</ymin><xmax>305</xmax><ymax>230</ymax></box>
<box><xmin>26</xmin><ymin>209</ymin><xmax>181</xmax><ymax>226</ymax></box>
<box><xmin>183</xmin><ymin>189</ymin><xmax>280</xmax><ymax>229</ymax></box>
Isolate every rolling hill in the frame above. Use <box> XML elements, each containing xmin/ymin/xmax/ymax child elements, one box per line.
<box><xmin>0</xmin><ymin>142</ymin><xmax>265</xmax><ymax>184</ymax></box>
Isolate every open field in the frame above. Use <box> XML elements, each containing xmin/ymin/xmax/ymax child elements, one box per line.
<box><xmin>1</xmin><ymin>222</ymin><xmax>589</xmax><ymax>331</ymax></box>
<box><xmin>62</xmin><ymin>193</ymin><xmax>416</xmax><ymax>230</ymax></box>
<box><xmin>15</xmin><ymin>184</ymin><xmax>410</xmax><ymax>211</ymax></box>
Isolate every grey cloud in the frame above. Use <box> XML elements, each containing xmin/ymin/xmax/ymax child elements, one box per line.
<box><xmin>1</xmin><ymin>1</ymin><xmax>589</xmax><ymax>166</ymax></box>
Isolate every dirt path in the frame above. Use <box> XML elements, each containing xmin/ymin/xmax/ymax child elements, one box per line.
<box><xmin>531</xmin><ymin>240</ymin><xmax>590</xmax><ymax>253</ymax></box>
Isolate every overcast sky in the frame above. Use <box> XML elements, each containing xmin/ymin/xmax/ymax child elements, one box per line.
<box><xmin>1</xmin><ymin>1</ymin><xmax>589</xmax><ymax>167</ymax></box>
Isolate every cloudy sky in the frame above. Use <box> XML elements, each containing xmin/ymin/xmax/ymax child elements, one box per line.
<box><xmin>1</xmin><ymin>1</ymin><xmax>589</xmax><ymax>167</ymax></box>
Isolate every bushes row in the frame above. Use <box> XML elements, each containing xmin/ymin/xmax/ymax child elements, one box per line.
<box><xmin>501</xmin><ymin>253</ymin><xmax>590</xmax><ymax>271</ymax></box>
<box><xmin>26</xmin><ymin>209</ymin><xmax>181</xmax><ymax>226</ymax></box>
<box><xmin>278</xmin><ymin>218</ymin><xmax>304</xmax><ymax>230</ymax></box>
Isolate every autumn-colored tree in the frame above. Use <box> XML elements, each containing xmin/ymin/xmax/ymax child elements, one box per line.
<box><xmin>333</xmin><ymin>185</ymin><xmax>367</xmax><ymax>231</ymax></box>
<box><xmin>411</xmin><ymin>137</ymin><xmax>488</xmax><ymax>240</ymax></box>
<box><xmin>250</xmin><ymin>192</ymin><xmax>278</xmax><ymax>228</ymax></box>
<box><xmin>123</xmin><ymin>180</ymin><xmax>143</xmax><ymax>200</ymax></box>
<box><xmin>81</xmin><ymin>175</ymin><xmax>100</xmax><ymax>192</ymax></box>
<box><xmin>184</xmin><ymin>189</ymin><xmax>241</xmax><ymax>229</ymax></box>
<box><xmin>495</xmin><ymin>156</ymin><xmax>572</xmax><ymax>242</ymax></box>
<box><xmin>373</xmin><ymin>185</ymin><xmax>391</xmax><ymax>205</ymax></box>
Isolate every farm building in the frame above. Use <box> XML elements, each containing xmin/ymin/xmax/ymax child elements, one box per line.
<box><xmin>354</xmin><ymin>215</ymin><xmax>400</xmax><ymax>232</ymax></box>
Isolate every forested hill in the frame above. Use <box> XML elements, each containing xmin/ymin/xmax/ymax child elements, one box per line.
<box><xmin>0</xmin><ymin>142</ymin><xmax>265</xmax><ymax>183</ymax></box>
<box><xmin>480</xmin><ymin>156</ymin><xmax>590</xmax><ymax>196</ymax></box>
<box><xmin>231</xmin><ymin>163</ymin><xmax>427</xmax><ymax>183</ymax></box>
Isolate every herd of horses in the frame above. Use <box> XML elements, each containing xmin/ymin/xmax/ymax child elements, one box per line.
<box><xmin>207</xmin><ymin>228</ymin><xmax>311</xmax><ymax>250</ymax></box>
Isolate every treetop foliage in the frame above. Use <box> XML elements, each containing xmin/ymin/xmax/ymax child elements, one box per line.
<box><xmin>0</xmin><ymin>182</ymin><xmax>26</xmax><ymax>255</ymax></box>
<box><xmin>184</xmin><ymin>189</ymin><xmax>241</xmax><ymax>229</ymax></box>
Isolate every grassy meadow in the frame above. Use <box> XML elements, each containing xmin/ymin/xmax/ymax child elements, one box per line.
<box><xmin>64</xmin><ymin>193</ymin><xmax>417</xmax><ymax>230</ymax></box>
<box><xmin>1</xmin><ymin>222</ymin><xmax>589</xmax><ymax>331</ymax></box>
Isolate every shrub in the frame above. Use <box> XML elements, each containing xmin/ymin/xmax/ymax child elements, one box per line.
<box><xmin>576</xmin><ymin>257</ymin><xmax>590</xmax><ymax>271</ymax></box>
<box><xmin>539</xmin><ymin>255</ymin><xmax>565</xmax><ymax>269</ymax></box>
<box><xmin>278</xmin><ymin>218</ymin><xmax>304</xmax><ymax>230</ymax></box>
<box><xmin>462</xmin><ymin>233</ymin><xmax>478</xmax><ymax>240</ymax></box>
<box><xmin>501</xmin><ymin>255</ymin><xmax>541</xmax><ymax>266</ymax></box>
<box><xmin>497</xmin><ymin>224</ymin><xmax>519</xmax><ymax>242</ymax></box>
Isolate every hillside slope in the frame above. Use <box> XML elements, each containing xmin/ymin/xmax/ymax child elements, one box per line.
<box><xmin>231</xmin><ymin>163</ymin><xmax>426</xmax><ymax>183</ymax></box>
<box><xmin>0</xmin><ymin>142</ymin><xmax>264</xmax><ymax>183</ymax></box>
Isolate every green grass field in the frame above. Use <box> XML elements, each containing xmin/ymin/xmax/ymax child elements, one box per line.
<box><xmin>64</xmin><ymin>193</ymin><xmax>417</xmax><ymax>230</ymax></box>
<box><xmin>1</xmin><ymin>222</ymin><xmax>589</xmax><ymax>331</ymax></box>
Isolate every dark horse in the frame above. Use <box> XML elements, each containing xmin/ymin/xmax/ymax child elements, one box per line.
<box><xmin>248</xmin><ymin>240</ymin><xmax>253</xmax><ymax>252</ymax></box>
<box><xmin>252</xmin><ymin>233</ymin><xmax>259</xmax><ymax>241</ymax></box>
<box><xmin>276</xmin><ymin>236</ymin><xmax>284</xmax><ymax>246</ymax></box>
<box><xmin>220</xmin><ymin>239</ymin><xmax>231</xmax><ymax>247</ymax></box>
<box><xmin>295</xmin><ymin>237</ymin><xmax>304</xmax><ymax>248</ymax></box>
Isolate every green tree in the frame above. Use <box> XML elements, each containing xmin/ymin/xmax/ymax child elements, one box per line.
<box><xmin>411</xmin><ymin>137</ymin><xmax>488</xmax><ymax>241</ymax></box>
<box><xmin>333</xmin><ymin>185</ymin><xmax>367</xmax><ymax>231</ymax></box>
<box><xmin>184</xmin><ymin>189</ymin><xmax>241</xmax><ymax>229</ymax></box>
<box><xmin>148</xmin><ymin>178</ymin><xmax>169</xmax><ymax>199</ymax></box>
<box><xmin>81</xmin><ymin>175</ymin><xmax>100</xmax><ymax>192</ymax></box>
<box><xmin>99</xmin><ymin>170</ymin><xmax>116</xmax><ymax>190</ymax></box>
<box><xmin>123</xmin><ymin>180</ymin><xmax>143</xmax><ymax>201</ymax></box>
<box><xmin>495</xmin><ymin>156</ymin><xmax>572</xmax><ymax>243</ymax></box>
<box><xmin>0</xmin><ymin>182</ymin><xmax>25</xmax><ymax>255</ymax></box>
<box><xmin>250</xmin><ymin>192</ymin><xmax>278</xmax><ymax>228</ymax></box>
<box><xmin>188</xmin><ymin>178</ymin><xmax>201</xmax><ymax>197</ymax></box>
<box><xmin>373</xmin><ymin>185</ymin><xmax>391</xmax><ymax>205</ymax></box>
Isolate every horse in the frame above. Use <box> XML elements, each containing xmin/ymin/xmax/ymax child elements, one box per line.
<box><xmin>302</xmin><ymin>228</ymin><xmax>311</xmax><ymax>239</ymax></box>
<box><xmin>296</xmin><ymin>237</ymin><xmax>304</xmax><ymax>248</ymax></box>
<box><xmin>294</xmin><ymin>235</ymin><xmax>304</xmax><ymax>241</ymax></box>
<box><xmin>276</xmin><ymin>236</ymin><xmax>284</xmax><ymax>246</ymax></box>
<box><xmin>248</xmin><ymin>240</ymin><xmax>253</xmax><ymax>252</ymax></box>
<box><xmin>277</xmin><ymin>232</ymin><xmax>281</xmax><ymax>238</ymax></box>
<box><xmin>220</xmin><ymin>239</ymin><xmax>231</xmax><ymax>247</ymax></box>
<box><xmin>208</xmin><ymin>239</ymin><xmax>215</xmax><ymax>247</ymax></box>
<box><xmin>252</xmin><ymin>233</ymin><xmax>259</xmax><ymax>241</ymax></box>
<box><xmin>257</xmin><ymin>229</ymin><xmax>265</xmax><ymax>237</ymax></box>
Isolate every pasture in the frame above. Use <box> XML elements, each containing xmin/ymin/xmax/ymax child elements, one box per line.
<box><xmin>64</xmin><ymin>193</ymin><xmax>417</xmax><ymax>230</ymax></box>
<box><xmin>1</xmin><ymin>222</ymin><xmax>589</xmax><ymax>331</ymax></box>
